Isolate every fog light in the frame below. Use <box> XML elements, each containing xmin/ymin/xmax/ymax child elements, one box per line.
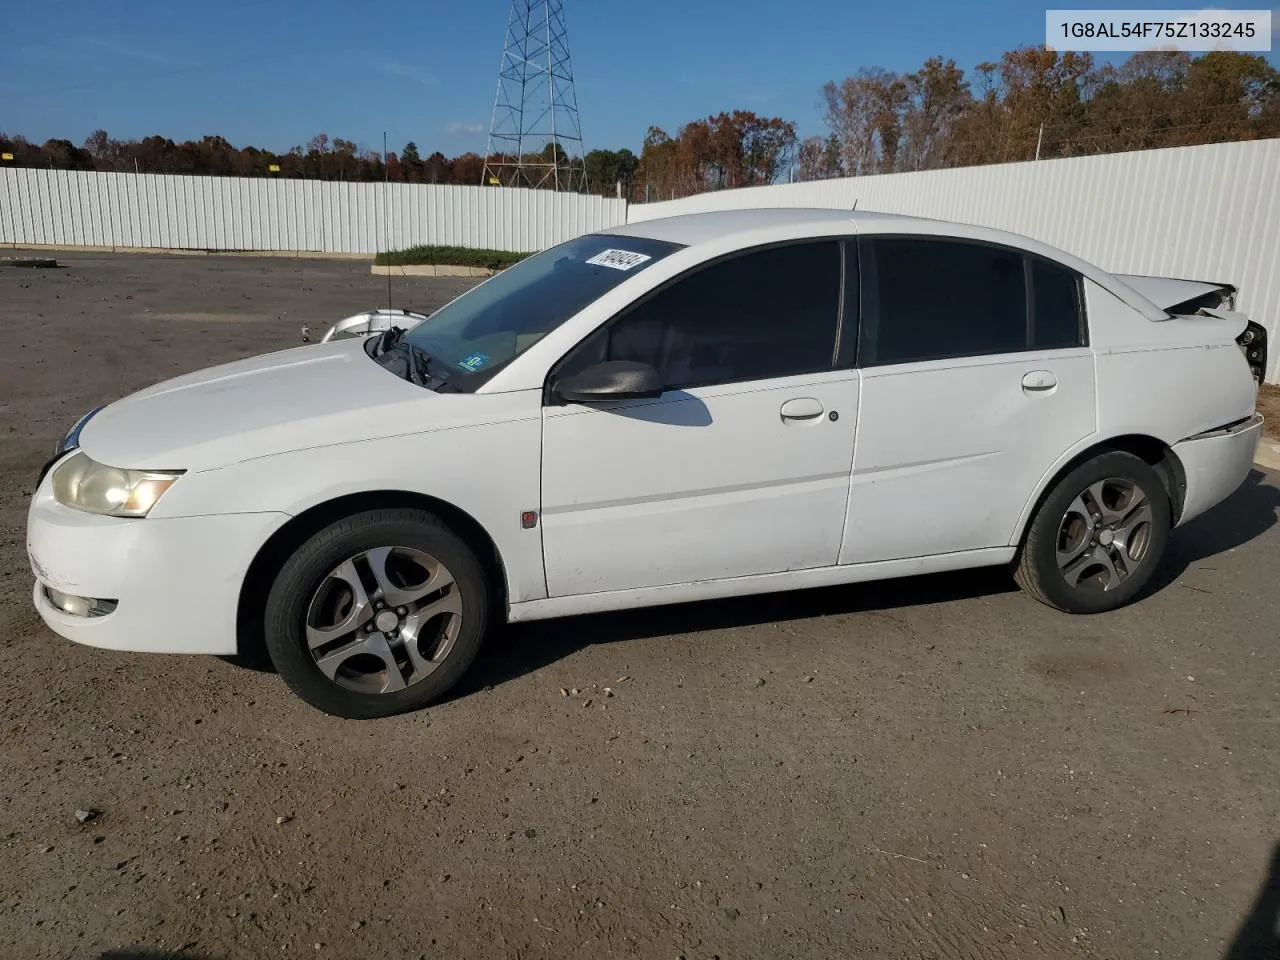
<box><xmin>43</xmin><ymin>586</ymin><xmax>118</xmax><ymax>618</ymax></box>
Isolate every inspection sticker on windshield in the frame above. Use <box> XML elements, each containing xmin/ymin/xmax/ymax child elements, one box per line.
<box><xmin>585</xmin><ymin>248</ymin><xmax>652</xmax><ymax>271</ymax></box>
<box><xmin>457</xmin><ymin>352</ymin><xmax>489</xmax><ymax>373</ymax></box>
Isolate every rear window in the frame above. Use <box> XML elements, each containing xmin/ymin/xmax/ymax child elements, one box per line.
<box><xmin>1031</xmin><ymin>257</ymin><xmax>1085</xmax><ymax>349</ymax></box>
<box><xmin>861</xmin><ymin>237</ymin><xmax>1026</xmax><ymax>365</ymax></box>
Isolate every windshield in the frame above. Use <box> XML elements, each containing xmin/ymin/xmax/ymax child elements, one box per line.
<box><xmin>400</xmin><ymin>232</ymin><xmax>683</xmax><ymax>390</ymax></box>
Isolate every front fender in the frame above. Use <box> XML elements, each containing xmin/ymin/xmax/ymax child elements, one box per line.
<box><xmin>150</xmin><ymin>415</ymin><xmax>547</xmax><ymax>603</ymax></box>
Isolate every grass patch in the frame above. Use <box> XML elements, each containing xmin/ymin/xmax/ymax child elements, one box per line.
<box><xmin>375</xmin><ymin>245</ymin><xmax>532</xmax><ymax>269</ymax></box>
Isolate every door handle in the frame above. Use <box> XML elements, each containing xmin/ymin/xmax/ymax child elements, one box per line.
<box><xmin>1021</xmin><ymin>370</ymin><xmax>1057</xmax><ymax>392</ymax></box>
<box><xmin>780</xmin><ymin>397</ymin><xmax>824</xmax><ymax>421</ymax></box>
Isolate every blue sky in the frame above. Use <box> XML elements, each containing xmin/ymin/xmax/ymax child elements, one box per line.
<box><xmin>1</xmin><ymin>0</ymin><xmax>1276</xmax><ymax>156</ymax></box>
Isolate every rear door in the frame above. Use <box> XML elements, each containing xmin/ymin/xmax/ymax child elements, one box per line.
<box><xmin>840</xmin><ymin>236</ymin><xmax>1097</xmax><ymax>565</ymax></box>
<box><xmin>540</xmin><ymin>239</ymin><xmax>860</xmax><ymax>597</ymax></box>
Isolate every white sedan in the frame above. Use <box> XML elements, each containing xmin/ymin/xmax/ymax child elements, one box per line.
<box><xmin>27</xmin><ymin>209</ymin><xmax>1267</xmax><ymax>718</ymax></box>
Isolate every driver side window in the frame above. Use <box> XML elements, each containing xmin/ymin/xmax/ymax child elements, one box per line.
<box><xmin>561</xmin><ymin>240</ymin><xmax>843</xmax><ymax>391</ymax></box>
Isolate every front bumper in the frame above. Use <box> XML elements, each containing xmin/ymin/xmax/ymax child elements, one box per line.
<box><xmin>27</xmin><ymin>472</ymin><xmax>288</xmax><ymax>655</ymax></box>
<box><xmin>1172</xmin><ymin>413</ymin><xmax>1264</xmax><ymax>527</ymax></box>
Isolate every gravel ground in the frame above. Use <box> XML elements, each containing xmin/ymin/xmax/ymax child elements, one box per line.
<box><xmin>1256</xmin><ymin>384</ymin><xmax>1280</xmax><ymax>443</ymax></box>
<box><xmin>1</xmin><ymin>252</ymin><xmax>1278</xmax><ymax>960</ymax></box>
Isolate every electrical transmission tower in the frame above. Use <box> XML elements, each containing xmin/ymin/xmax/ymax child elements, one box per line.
<box><xmin>482</xmin><ymin>0</ymin><xmax>587</xmax><ymax>191</ymax></box>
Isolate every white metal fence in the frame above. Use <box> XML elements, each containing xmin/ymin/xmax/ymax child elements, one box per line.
<box><xmin>0</xmin><ymin>168</ymin><xmax>627</xmax><ymax>254</ymax></box>
<box><xmin>630</xmin><ymin>138</ymin><xmax>1280</xmax><ymax>381</ymax></box>
<box><xmin>3</xmin><ymin>140</ymin><xmax>1278</xmax><ymax>380</ymax></box>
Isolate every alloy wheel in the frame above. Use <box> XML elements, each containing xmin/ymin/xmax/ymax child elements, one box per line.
<box><xmin>304</xmin><ymin>546</ymin><xmax>462</xmax><ymax>694</ymax></box>
<box><xmin>1056</xmin><ymin>477</ymin><xmax>1155</xmax><ymax>593</ymax></box>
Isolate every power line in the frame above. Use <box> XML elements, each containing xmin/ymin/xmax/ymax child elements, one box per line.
<box><xmin>1030</xmin><ymin>100</ymin><xmax>1275</xmax><ymax>133</ymax></box>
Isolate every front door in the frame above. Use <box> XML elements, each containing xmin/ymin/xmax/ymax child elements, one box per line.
<box><xmin>539</xmin><ymin>239</ymin><xmax>859</xmax><ymax>597</ymax></box>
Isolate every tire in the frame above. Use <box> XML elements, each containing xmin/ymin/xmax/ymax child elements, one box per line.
<box><xmin>1013</xmin><ymin>450</ymin><xmax>1172</xmax><ymax>614</ymax></box>
<box><xmin>262</xmin><ymin>508</ymin><xmax>491</xmax><ymax>718</ymax></box>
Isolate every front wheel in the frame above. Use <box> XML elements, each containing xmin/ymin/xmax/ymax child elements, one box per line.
<box><xmin>1014</xmin><ymin>451</ymin><xmax>1172</xmax><ymax>614</ymax></box>
<box><xmin>263</xmin><ymin>508</ymin><xmax>491</xmax><ymax>718</ymax></box>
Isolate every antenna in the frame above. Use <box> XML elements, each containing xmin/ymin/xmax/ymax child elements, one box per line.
<box><xmin>384</xmin><ymin>131</ymin><xmax>392</xmax><ymax>311</ymax></box>
<box><xmin>851</xmin><ymin>198</ymin><xmax>859</xmax><ymax>211</ymax></box>
<box><xmin>482</xmin><ymin>0</ymin><xmax>587</xmax><ymax>191</ymax></box>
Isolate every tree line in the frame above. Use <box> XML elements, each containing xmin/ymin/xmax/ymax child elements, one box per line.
<box><xmin>0</xmin><ymin>126</ymin><xmax>644</xmax><ymax>197</ymax></box>
<box><xmin>798</xmin><ymin>48</ymin><xmax>1279</xmax><ymax>180</ymax></box>
<box><xmin>2</xmin><ymin>47</ymin><xmax>1276</xmax><ymax>201</ymax></box>
<box><xmin>639</xmin><ymin>49</ymin><xmax>1278</xmax><ymax>195</ymax></box>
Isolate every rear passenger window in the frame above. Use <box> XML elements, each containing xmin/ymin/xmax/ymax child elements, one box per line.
<box><xmin>861</xmin><ymin>238</ymin><xmax>1027</xmax><ymax>365</ymax></box>
<box><xmin>1031</xmin><ymin>257</ymin><xmax>1084</xmax><ymax>349</ymax></box>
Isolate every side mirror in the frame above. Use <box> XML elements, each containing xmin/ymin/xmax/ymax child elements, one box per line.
<box><xmin>553</xmin><ymin>360</ymin><xmax>663</xmax><ymax>404</ymax></box>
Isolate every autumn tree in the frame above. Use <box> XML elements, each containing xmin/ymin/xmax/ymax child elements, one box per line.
<box><xmin>451</xmin><ymin>152</ymin><xmax>485</xmax><ymax>185</ymax></box>
<box><xmin>821</xmin><ymin>67</ymin><xmax>905</xmax><ymax>175</ymax></box>
<box><xmin>822</xmin><ymin>46</ymin><xmax>1278</xmax><ymax>172</ymax></box>
<box><xmin>796</xmin><ymin>135</ymin><xmax>842</xmax><ymax>181</ymax></box>
<box><xmin>1083</xmin><ymin>52</ymin><xmax>1192</xmax><ymax>153</ymax></box>
<box><xmin>736</xmin><ymin>112</ymin><xmax>799</xmax><ymax>185</ymax></box>
<box><xmin>1179</xmin><ymin>52</ymin><xmax>1280</xmax><ymax>143</ymax></box>
<box><xmin>400</xmin><ymin>141</ymin><xmax>423</xmax><ymax>182</ymax></box>
<box><xmin>636</xmin><ymin>126</ymin><xmax>677</xmax><ymax>199</ymax></box>
<box><xmin>899</xmin><ymin>57</ymin><xmax>973</xmax><ymax>171</ymax></box>
<box><xmin>35</xmin><ymin>138</ymin><xmax>94</xmax><ymax>170</ymax></box>
<box><xmin>584</xmin><ymin>147</ymin><xmax>638</xmax><ymax>196</ymax></box>
<box><xmin>635</xmin><ymin>112</ymin><xmax>796</xmax><ymax>199</ymax></box>
<box><xmin>993</xmin><ymin>47</ymin><xmax>1095</xmax><ymax>158</ymax></box>
<box><xmin>423</xmin><ymin>151</ymin><xmax>453</xmax><ymax>183</ymax></box>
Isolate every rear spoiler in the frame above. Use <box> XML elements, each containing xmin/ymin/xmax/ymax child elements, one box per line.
<box><xmin>1115</xmin><ymin>273</ymin><xmax>1236</xmax><ymax>314</ymax></box>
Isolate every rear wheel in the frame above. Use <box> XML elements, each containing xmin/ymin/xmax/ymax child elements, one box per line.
<box><xmin>1014</xmin><ymin>451</ymin><xmax>1171</xmax><ymax>614</ymax></box>
<box><xmin>263</xmin><ymin>508</ymin><xmax>490</xmax><ymax>718</ymax></box>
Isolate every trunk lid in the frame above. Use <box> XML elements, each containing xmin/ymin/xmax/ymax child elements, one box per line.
<box><xmin>1116</xmin><ymin>274</ymin><xmax>1266</xmax><ymax>383</ymax></box>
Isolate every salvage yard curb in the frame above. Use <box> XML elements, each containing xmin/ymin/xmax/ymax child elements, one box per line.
<box><xmin>2</xmin><ymin>243</ymin><xmax>370</xmax><ymax>260</ymax></box>
<box><xmin>370</xmin><ymin>264</ymin><xmax>496</xmax><ymax>278</ymax></box>
<box><xmin>1255</xmin><ymin>435</ymin><xmax>1280</xmax><ymax>472</ymax></box>
<box><xmin>0</xmin><ymin>255</ymin><xmax>59</xmax><ymax>268</ymax></box>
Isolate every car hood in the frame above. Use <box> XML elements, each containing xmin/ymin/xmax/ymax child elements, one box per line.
<box><xmin>77</xmin><ymin>339</ymin><xmax>443</xmax><ymax>471</ymax></box>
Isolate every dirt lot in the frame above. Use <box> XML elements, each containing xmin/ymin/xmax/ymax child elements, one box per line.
<box><xmin>1256</xmin><ymin>384</ymin><xmax>1280</xmax><ymax>442</ymax></box>
<box><xmin>1</xmin><ymin>252</ymin><xmax>1278</xmax><ymax>960</ymax></box>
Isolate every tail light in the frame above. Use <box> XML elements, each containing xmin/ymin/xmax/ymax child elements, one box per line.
<box><xmin>1237</xmin><ymin>321</ymin><xmax>1268</xmax><ymax>384</ymax></box>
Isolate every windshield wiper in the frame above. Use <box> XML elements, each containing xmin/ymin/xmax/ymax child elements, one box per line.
<box><xmin>365</xmin><ymin>326</ymin><xmax>451</xmax><ymax>390</ymax></box>
<box><xmin>406</xmin><ymin>343</ymin><xmax>435</xmax><ymax>387</ymax></box>
<box><xmin>367</xmin><ymin>325</ymin><xmax>408</xmax><ymax>358</ymax></box>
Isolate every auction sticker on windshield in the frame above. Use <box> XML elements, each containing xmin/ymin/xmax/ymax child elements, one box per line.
<box><xmin>585</xmin><ymin>249</ymin><xmax>653</xmax><ymax>271</ymax></box>
<box><xmin>457</xmin><ymin>352</ymin><xmax>490</xmax><ymax>372</ymax></box>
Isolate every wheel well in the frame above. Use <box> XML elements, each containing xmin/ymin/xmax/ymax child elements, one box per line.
<box><xmin>1017</xmin><ymin>435</ymin><xmax>1187</xmax><ymax>547</ymax></box>
<box><xmin>235</xmin><ymin>491</ymin><xmax>508</xmax><ymax>659</ymax></box>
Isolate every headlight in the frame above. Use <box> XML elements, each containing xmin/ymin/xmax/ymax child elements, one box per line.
<box><xmin>51</xmin><ymin>452</ymin><xmax>184</xmax><ymax>518</ymax></box>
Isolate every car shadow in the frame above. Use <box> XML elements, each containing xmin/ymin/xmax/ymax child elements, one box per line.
<box><xmin>1222</xmin><ymin>841</ymin><xmax>1280</xmax><ymax>960</ymax></box>
<box><xmin>99</xmin><ymin>950</ymin><xmax>212</xmax><ymax>960</ymax></box>
<box><xmin>218</xmin><ymin>646</ymin><xmax>275</xmax><ymax>674</ymax></box>
<box><xmin>226</xmin><ymin>561</ymin><xmax>1015</xmax><ymax>685</ymax></box>
<box><xmin>448</xmin><ymin>564</ymin><xmax>1017</xmax><ymax>700</ymax></box>
<box><xmin>1144</xmin><ymin>468</ymin><xmax>1280</xmax><ymax>597</ymax></box>
<box><xmin>455</xmin><ymin>468</ymin><xmax>1280</xmax><ymax>700</ymax></box>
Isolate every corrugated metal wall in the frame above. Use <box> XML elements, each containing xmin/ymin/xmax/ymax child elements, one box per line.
<box><xmin>0</xmin><ymin>168</ymin><xmax>627</xmax><ymax>253</ymax></box>
<box><xmin>630</xmin><ymin>138</ymin><xmax>1280</xmax><ymax>381</ymax></box>
<box><xmin>3</xmin><ymin>140</ymin><xmax>1277</xmax><ymax>380</ymax></box>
